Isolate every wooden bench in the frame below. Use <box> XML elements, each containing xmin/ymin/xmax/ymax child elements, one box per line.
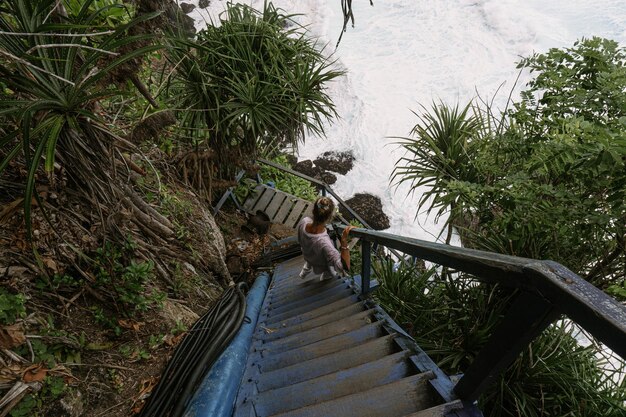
<box><xmin>242</xmin><ymin>184</ymin><xmax>313</xmax><ymax>229</ymax></box>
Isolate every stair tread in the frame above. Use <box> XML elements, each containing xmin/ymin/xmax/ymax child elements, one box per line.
<box><xmin>252</xmin><ymin>351</ymin><xmax>415</xmax><ymax>415</ymax></box>
<box><xmin>257</xmin><ymin>302</ymin><xmax>367</xmax><ymax>341</ymax></box>
<box><xmin>259</xmin><ymin>309</ymin><xmax>377</xmax><ymax>353</ymax></box>
<box><xmin>270</xmin><ymin>372</ymin><xmax>438</xmax><ymax>417</ymax></box>
<box><xmin>265</xmin><ymin>293</ymin><xmax>359</xmax><ymax>324</ymax></box>
<box><xmin>258</xmin><ymin>322</ymin><xmax>386</xmax><ymax>375</ymax></box>
<box><xmin>264</xmin><ymin>295</ymin><xmax>361</xmax><ymax>328</ymax></box>
<box><xmin>267</xmin><ymin>286</ymin><xmax>353</xmax><ymax>316</ymax></box>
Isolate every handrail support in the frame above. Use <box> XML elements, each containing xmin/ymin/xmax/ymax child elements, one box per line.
<box><xmin>454</xmin><ymin>290</ymin><xmax>559</xmax><ymax>401</ymax></box>
<box><xmin>361</xmin><ymin>240</ymin><xmax>372</xmax><ymax>296</ymax></box>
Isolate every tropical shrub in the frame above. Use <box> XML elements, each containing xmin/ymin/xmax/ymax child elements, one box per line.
<box><xmin>0</xmin><ymin>0</ymin><xmax>159</xmax><ymax>236</ymax></box>
<box><xmin>394</xmin><ymin>37</ymin><xmax>626</xmax><ymax>289</ymax></box>
<box><xmin>390</xmin><ymin>37</ymin><xmax>626</xmax><ymax>416</ymax></box>
<box><xmin>166</xmin><ymin>1</ymin><xmax>343</xmax><ymax>190</ymax></box>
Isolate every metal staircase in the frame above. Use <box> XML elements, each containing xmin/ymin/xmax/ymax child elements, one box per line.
<box><xmin>232</xmin><ymin>256</ymin><xmax>479</xmax><ymax>417</ymax></box>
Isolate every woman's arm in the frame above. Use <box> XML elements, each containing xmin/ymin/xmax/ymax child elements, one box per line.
<box><xmin>339</xmin><ymin>226</ymin><xmax>356</xmax><ymax>271</ymax></box>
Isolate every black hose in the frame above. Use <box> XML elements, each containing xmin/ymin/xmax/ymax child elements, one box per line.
<box><xmin>138</xmin><ymin>282</ymin><xmax>248</xmax><ymax>417</ymax></box>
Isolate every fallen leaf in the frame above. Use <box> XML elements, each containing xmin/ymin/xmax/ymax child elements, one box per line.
<box><xmin>22</xmin><ymin>365</ymin><xmax>48</xmax><ymax>383</ymax></box>
<box><xmin>0</xmin><ymin>324</ymin><xmax>26</xmax><ymax>349</ymax></box>
<box><xmin>43</xmin><ymin>257</ymin><xmax>58</xmax><ymax>272</ymax></box>
<box><xmin>118</xmin><ymin>319</ymin><xmax>143</xmax><ymax>332</ymax></box>
<box><xmin>163</xmin><ymin>333</ymin><xmax>185</xmax><ymax>347</ymax></box>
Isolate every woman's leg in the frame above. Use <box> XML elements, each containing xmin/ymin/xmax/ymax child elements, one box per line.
<box><xmin>299</xmin><ymin>261</ymin><xmax>312</xmax><ymax>279</ymax></box>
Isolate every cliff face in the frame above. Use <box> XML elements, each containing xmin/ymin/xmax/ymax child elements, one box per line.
<box><xmin>0</xmin><ymin>152</ymin><xmax>234</xmax><ymax>416</ymax></box>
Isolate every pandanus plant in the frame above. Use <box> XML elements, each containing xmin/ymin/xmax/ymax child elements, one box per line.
<box><xmin>0</xmin><ymin>0</ymin><xmax>160</xmax><ymax>236</ymax></box>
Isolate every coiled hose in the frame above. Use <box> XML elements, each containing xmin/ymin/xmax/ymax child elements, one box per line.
<box><xmin>138</xmin><ymin>282</ymin><xmax>248</xmax><ymax>417</ymax></box>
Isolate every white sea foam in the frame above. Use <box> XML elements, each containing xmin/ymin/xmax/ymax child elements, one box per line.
<box><xmin>184</xmin><ymin>0</ymin><xmax>626</xmax><ymax>243</ymax></box>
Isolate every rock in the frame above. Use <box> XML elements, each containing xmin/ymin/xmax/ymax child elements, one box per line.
<box><xmin>60</xmin><ymin>389</ymin><xmax>84</xmax><ymax>417</ymax></box>
<box><xmin>293</xmin><ymin>160</ymin><xmax>320</xmax><ymax>178</ymax></box>
<box><xmin>340</xmin><ymin>193</ymin><xmax>390</xmax><ymax>230</ymax></box>
<box><xmin>314</xmin><ymin>151</ymin><xmax>355</xmax><ymax>175</ymax></box>
<box><xmin>164</xmin><ymin>2</ymin><xmax>196</xmax><ymax>35</ymax></box>
<box><xmin>130</xmin><ymin>111</ymin><xmax>176</xmax><ymax>143</ymax></box>
<box><xmin>319</xmin><ymin>171</ymin><xmax>337</xmax><ymax>185</ymax></box>
<box><xmin>179</xmin><ymin>2</ymin><xmax>195</xmax><ymax>14</ymax></box>
<box><xmin>160</xmin><ymin>299</ymin><xmax>200</xmax><ymax>328</ymax></box>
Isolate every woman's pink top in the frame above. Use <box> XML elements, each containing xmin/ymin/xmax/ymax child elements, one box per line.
<box><xmin>297</xmin><ymin>217</ymin><xmax>343</xmax><ymax>274</ymax></box>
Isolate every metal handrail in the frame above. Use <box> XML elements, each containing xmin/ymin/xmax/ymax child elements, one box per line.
<box><xmin>336</xmin><ymin>225</ymin><xmax>626</xmax><ymax>401</ymax></box>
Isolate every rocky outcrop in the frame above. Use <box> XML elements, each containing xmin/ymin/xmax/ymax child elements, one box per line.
<box><xmin>179</xmin><ymin>2</ymin><xmax>195</xmax><ymax>14</ymax></box>
<box><xmin>314</xmin><ymin>151</ymin><xmax>355</xmax><ymax>175</ymax></box>
<box><xmin>340</xmin><ymin>193</ymin><xmax>390</xmax><ymax>230</ymax></box>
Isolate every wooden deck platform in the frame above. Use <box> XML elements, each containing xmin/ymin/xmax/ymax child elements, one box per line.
<box><xmin>243</xmin><ymin>184</ymin><xmax>313</xmax><ymax>229</ymax></box>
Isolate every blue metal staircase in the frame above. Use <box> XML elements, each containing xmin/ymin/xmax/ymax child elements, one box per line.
<box><xmin>231</xmin><ymin>256</ymin><xmax>480</xmax><ymax>417</ymax></box>
<box><xmin>196</xmin><ymin>159</ymin><xmax>626</xmax><ymax>417</ymax></box>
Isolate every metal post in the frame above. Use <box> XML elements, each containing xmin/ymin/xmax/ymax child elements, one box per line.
<box><xmin>321</xmin><ymin>187</ymin><xmax>327</xmax><ymax>197</ymax></box>
<box><xmin>361</xmin><ymin>240</ymin><xmax>371</xmax><ymax>296</ymax></box>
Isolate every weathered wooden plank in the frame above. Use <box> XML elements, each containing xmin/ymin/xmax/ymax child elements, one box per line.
<box><xmin>252</xmin><ymin>186</ymin><xmax>276</xmax><ymax>213</ymax></box>
<box><xmin>285</xmin><ymin>200</ymin><xmax>308</xmax><ymax>228</ymax></box>
<box><xmin>270</xmin><ymin>372</ymin><xmax>436</xmax><ymax>417</ymax></box>
<box><xmin>302</xmin><ymin>203</ymin><xmax>313</xmax><ymax>220</ymax></box>
<box><xmin>272</xmin><ymin>196</ymin><xmax>296</xmax><ymax>224</ymax></box>
<box><xmin>252</xmin><ymin>351</ymin><xmax>413</xmax><ymax>416</ymax></box>
<box><xmin>242</xmin><ymin>184</ymin><xmax>265</xmax><ymax>213</ymax></box>
<box><xmin>264</xmin><ymin>192</ymin><xmax>288</xmax><ymax>220</ymax></box>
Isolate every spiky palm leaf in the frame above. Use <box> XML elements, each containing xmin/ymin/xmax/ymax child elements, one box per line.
<box><xmin>0</xmin><ymin>0</ymin><xmax>160</xmax><ymax>236</ymax></box>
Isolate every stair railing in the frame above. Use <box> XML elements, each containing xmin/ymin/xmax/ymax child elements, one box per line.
<box><xmin>335</xmin><ymin>225</ymin><xmax>626</xmax><ymax>402</ymax></box>
<box><xmin>216</xmin><ymin>159</ymin><xmax>626</xmax><ymax>402</ymax></box>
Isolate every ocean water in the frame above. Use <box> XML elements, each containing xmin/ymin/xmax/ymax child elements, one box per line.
<box><xmin>187</xmin><ymin>0</ymin><xmax>626</xmax><ymax>242</ymax></box>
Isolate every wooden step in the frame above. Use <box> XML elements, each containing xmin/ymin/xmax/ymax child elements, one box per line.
<box><xmin>268</xmin><ymin>279</ymin><xmax>348</xmax><ymax>307</ymax></box>
<box><xmin>270</xmin><ymin>371</ymin><xmax>437</xmax><ymax>417</ymax></box>
<box><xmin>266</xmin><ymin>294</ymin><xmax>359</xmax><ymax>325</ymax></box>
<box><xmin>263</xmin><ymin>296</ymin><xmax>361</xmax><ymax>329</ymax></box>
<box><xmin>250</xmin><ymin>351</ymin><xmax>415</xmax><ymax>416</ymax></box>
<box><xmin>257</xmin><ymin>302</ymin><xmax>367</xmax><ymax>341</ymax></box>
<box><xmin>268</xmin><ymin>285</ymin><xmax>353</xmax><ymax>316</ymax></box>
<box><xmin>255</xmin><ymin>322</ymin><xmax>386</xmax><ymax>373</ymax></box>
<box><xmin>260</xmin><ymin>309</ymin><xmax>377</xmax><ymax>354</ymax></box>
<box><xmin>402</xmin><ymin>400</ymin><xmax>464</xmax><ymax>417</ymax></box>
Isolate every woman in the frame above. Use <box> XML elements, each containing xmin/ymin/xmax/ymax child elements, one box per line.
<box><xmin>297</xmin><ymin>196</ymin><xmax>355</xmax><ymax>280</ymax></box>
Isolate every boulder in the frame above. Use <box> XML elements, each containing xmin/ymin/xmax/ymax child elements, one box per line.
<box><xmin>179</xmin><ymin>2</ymin><xmax>195</xmax><ymax>14</ymax></box>
<box><xmin>314</xmin><ymin>151</ymin><xmax>355</xmax><ymax>175</ymax></box>
<box><xmin>293</xmin><ymin>159</ymin><xmax>320</xmax><ymax>178</ymax></box>
<box><xmin>340</xmin><ymin>193</ymin><xmax>390</xmax><ymax>230</ymax></box>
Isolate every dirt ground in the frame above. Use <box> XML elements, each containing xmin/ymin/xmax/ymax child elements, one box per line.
<box><xmin>0</xmin><ymin>186</ymin><xmax>297</xmax><ymax>416</ymax></box>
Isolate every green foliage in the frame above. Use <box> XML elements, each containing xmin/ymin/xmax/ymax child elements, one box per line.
<box><xmin>65</xmin><ymin>0</ymin><xmax>136</xmax><ymax>27</ymax></box>
<box><xmin>166</xmin><ymin>2</ymin><xmax>343</xmax><ymax>175</ymax></box>
<box><xmin>0</xmin><ymin>287</ymin><xmax>26</xmax><ymax>324</ymax></box>
<box><xmin>0</xmin><ymin>0</ymin><xmax>160</xmax><ymax>237</ymax></box>
<box><xmin>391</xmin><ymin>37</ymin><xmax>626</xmax><ymax>416</ymax></box>
<box><xmin>259</xmin><ymin>155</ymin><xmax>318</xmax><ymax>201</ymax></box>
<box><xmin>93</xmin><ymin>239</ymin><xmax>162</xmax><ymax>316</ymax></box>
<box><xmin>9</xmin><ymin>376</ymin><xmax>68</xmax><ymax>417</ymax></box>
<box><xmin>392</xmin><ymin>102</ymin><xmax>481</xmax><ymax>224</ymax></box>
<box><xmin>395</xmin><ymin>37</ymin><xmax>626</xmax><ymax>285</ymax></box>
